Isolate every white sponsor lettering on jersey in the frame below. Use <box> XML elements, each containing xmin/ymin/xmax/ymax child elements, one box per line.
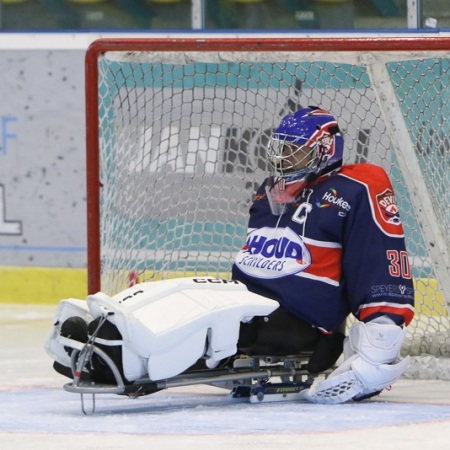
<box><xmin>234</xmin><ymin>227</ymin><xmax>311</xmax><ymax>279</ymax></box>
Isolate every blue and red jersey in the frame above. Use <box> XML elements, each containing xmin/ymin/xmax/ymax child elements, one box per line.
<box><xmin>232</xmin><ymin>163</ymin><xmax>415</xmax><ymax>333</ymax></box>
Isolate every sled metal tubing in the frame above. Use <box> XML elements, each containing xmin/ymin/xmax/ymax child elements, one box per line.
<box><xmin>155</xmin><ymin>367</ymin><xmax>300</xmax><ymax>390</ymax></box>
<box><xmin>65</xmin><ymin>344</ymin><xmax>126</xmax><ymax>394</ymax></box>
<box><xmin>63</xmin><ymin>340</ymin><xmax>312</xmax><ymax>397</ymax></box>
<box><xmin>64</xmin><ymin>365</ymin><xmax>307</xmax><ymax>396</ymax></box>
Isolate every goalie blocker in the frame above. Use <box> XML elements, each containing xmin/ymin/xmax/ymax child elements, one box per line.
<box><xmin>45</xmin><ymin>277</ymin><xmax>409</xmax><ymax>403</ymax></box>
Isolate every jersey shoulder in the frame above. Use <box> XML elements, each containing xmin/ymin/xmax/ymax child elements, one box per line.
<box><xmin>339</xmin><ymin>163</ymin><xmax>391</xmax><ymax>188</ymax></box>
<box><xmin>338</xmin><ymin>163</ymin><xmax>404</xmax><ymax>237</ymax></box>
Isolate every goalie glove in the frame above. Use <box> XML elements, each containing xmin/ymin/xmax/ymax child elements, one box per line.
<box><xmin>299</xmin><ymin>317</ymin><xmax>410</xmax><ymax>404</ymax></box>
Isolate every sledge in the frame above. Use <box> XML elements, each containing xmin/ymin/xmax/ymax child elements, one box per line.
<box><xmin>45</xmin><ymin>277</ymin><xmax>321</xmax><ymax>413</ymax></box>
<box><xmin>63</xmin><ymin>351</ymin><xmax>315</xmax><ymax>413</ymax></box>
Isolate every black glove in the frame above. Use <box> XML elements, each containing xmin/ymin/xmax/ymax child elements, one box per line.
<box><xmin>307</xmin><ymin>331</ymin><xmax>345</xmax><ymax>374</ymax></box>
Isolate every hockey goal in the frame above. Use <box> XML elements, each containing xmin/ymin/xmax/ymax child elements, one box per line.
<box><xmin>85</xmin><ymin>36</ymin><xmax>450</xmax><ymax>378</ymax></box>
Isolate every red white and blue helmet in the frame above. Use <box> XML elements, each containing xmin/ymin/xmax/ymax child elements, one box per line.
<box><xmin>268</xmin><ymin>106</ymin><xmax>344</xmax><ymax>184</ymax></box>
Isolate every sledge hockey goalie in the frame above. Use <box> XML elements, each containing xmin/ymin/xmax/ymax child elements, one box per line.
<box><xmin>45</xmin><ymin>107</ymin><xmax>415</xmax><ymax>404</ymax></box>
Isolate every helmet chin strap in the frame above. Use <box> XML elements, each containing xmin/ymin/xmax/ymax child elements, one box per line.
<box><xmin>305</xmin><ymin>159</ymin><xmax>343</xmax><ymax>185</ymax></box>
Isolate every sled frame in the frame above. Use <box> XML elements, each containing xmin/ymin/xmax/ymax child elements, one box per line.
<box><xmin>63</xmin><ymin>341</ymin><xmax>318</xmax><ymax>414</ymax></box>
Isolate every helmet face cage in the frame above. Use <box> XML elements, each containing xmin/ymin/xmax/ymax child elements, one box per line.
<box><xmin>268</xmin><ymin>133</ymin><xmax>318</xmax><ymax>179</ymax></box>
<box><xmin>268</xmin><ymin>107</ymin><xmax>343</xmax><ymax>183</ymax></box>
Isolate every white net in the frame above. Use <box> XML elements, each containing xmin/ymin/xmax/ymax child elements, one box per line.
<box><xmin>89</xmin><ymin>40</ymin><xmax>450</xmax><ymax>378</ymax></box>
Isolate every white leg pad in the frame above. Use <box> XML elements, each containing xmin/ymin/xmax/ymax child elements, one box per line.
<box><xmin>87</xmin><ymin>277</ymin><xmax>279</xmax><ymax>381</ymax></box>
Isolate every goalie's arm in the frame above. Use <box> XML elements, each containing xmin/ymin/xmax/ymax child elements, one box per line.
<box><xmin>340</xmin><ymin>165</ymin><xmax>415</xmax><ymax>326</ymax></box>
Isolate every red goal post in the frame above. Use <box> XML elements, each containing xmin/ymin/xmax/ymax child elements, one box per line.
<box><xmin>85</xmin><ymin>36</ymin><xmax>450</xmax><ymax>374</ymax></box>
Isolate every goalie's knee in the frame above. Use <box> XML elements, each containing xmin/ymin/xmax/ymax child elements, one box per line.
<box><xmin>60</xmin><ymin>316</ymin><xmax>88</xmax><ymax>344</ymax></box>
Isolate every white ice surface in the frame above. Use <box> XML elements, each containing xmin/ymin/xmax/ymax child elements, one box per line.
<box><xmin>1</xmin><ymin>304</ymin><xmax>450</xmax><ymax>450</ymax></box>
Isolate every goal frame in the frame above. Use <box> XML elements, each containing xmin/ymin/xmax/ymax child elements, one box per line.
<box><xmin>85</xmin><ymin>35</ymin><xmax>450</xmax><ymax>296</ymax></box>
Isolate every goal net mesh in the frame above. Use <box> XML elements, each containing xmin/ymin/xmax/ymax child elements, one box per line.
<box><xmin>88</xmin><ymin>39</ymin><xmax>450</xmax><ymax>379</ymax></box>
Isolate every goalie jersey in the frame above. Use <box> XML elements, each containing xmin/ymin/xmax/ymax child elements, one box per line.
<box><xmin>232</xmin><ymin>163</ymin><xmax>415</xmax><ymax>333</ymax></box>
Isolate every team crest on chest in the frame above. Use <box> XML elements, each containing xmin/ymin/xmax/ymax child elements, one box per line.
<box><xmin>376</xmin><ymin>189</ymin><xmax>401</xmax><ymax>225</ymax></box>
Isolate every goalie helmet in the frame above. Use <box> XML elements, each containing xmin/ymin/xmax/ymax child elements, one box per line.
<box><xmin>266</xmin><ymin>107</ymin><xmax>344</xmax><ymax>215</ymax></box>
<box><xmin>268</xmin><ymin>106</ymin><xmax>343</xmax><ymax>182</ymax></box>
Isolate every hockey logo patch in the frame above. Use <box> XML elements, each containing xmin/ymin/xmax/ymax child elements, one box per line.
<box><xmin>376</xmin><ymin>189</ymin><xmax>401</xmax><ymax>226</ymax></box>
<box><xmin>234</xmin><ymin>226</ymin><xmax>311</xmax><ymax>279</ymax></box>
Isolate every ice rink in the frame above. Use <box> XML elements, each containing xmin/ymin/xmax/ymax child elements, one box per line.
<box><xmin>2</xmin><ymin>303</ymin><xmax>450</xmax><ymax>450</ymax></box>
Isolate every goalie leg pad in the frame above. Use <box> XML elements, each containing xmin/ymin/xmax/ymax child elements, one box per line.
<box><xmin>87</xmin><ymin>278</ymin><xmax>279</xmax><ymax>381</ymax></box>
